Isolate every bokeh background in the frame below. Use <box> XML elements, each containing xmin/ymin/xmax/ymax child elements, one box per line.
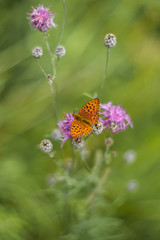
<box><xmin>0</xmin><ymin>0</ymin><xmax>160</xmax><ymax>239</ymax></box>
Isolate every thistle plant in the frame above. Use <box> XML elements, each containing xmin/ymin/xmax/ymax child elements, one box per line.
<box><xmin>27</xmin><ymin>2</ymin><xmax>135</xmax><ymax>239</ymax></box>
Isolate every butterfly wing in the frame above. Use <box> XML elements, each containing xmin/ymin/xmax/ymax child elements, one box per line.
<box><xmin>78</xmin><ymin>98</ymin><xmax>100</xmax><ymax>124</ymax></box>
<box><xmin>70</xmin><ymin>119</ymin><xmax>92</xmax><ymax>138</ymax></box>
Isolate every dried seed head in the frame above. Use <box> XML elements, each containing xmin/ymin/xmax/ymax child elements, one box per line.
<box><xmin>104</xmin><ymin>33</ymin><xmax>117</xmax><ymax>48</ymax></box>
<box><xmin>105</xmin><ymin>137</ymin><xmax>114</xmax><ymax>147</ymax></box>
<box><xmin>40</xmin><ymin>139</ymin><xmax>53</xmax><ymax>153</ymax></box>
<box><xmin>92</xmin><ymin>121</ymin><xmax>103</xmax><ymax>135</ymax></box>
<box><xmin>32</xmin><ymin>46</ymin><xmax>43</xmax><ymax>58</ymax></box>
<box><xmin>55</xmin><ymin>45</ymin><xmax>66</xmax><ymax>58</ymax></box>
<box><xmin>71</xmin><ymin>137</ymin><xmax>85</xmax><ymax>149</ymax></box>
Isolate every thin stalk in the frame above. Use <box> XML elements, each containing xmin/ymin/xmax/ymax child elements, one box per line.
<box><xmin>43</xmin><ymin>33</ymin><xmax>59</xmax><ymax>121</ymax></box>
<box><xmin>83</xmin><ymin>159</ymin><xmax>91</xmax><ymax>173</ymax></box>
<box><xmin>35</xmin><ymin>59</ymin><xmax>48</xmax><ymax>78</ymax></box>
<box><xmin>44</xmin><ymin>32</ymin><xmax>55</xmax><ymax>76</ymax></box>
<box><xmin>88</xmin><ymin>167</ymin><xmax>111</xmax><ymax>202</ymax></box>
<box><xmin>70</xmin><ymin>141</ymin><xmax>76</xmax><ymax>171</ymax></box>
<box><xmin>100</xmin><ymin>48</ymin><xmax>110</xmax><ymax>97</ymax></box>
<box><xmin>57</xmin><ymin>0</ymin><xmax>66</xmax><ymax>46</ymax></box>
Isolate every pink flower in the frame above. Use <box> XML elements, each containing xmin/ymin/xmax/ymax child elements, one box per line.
<box><xmin>57</xmin><ymin>113</ymin><xmax>74</xmax><ymax>146</ymax></box>
<box><xmin>28</xmin><ymin>5</ymin><xmax>57</xmax><ymax>32</ymax></box>
<box><xmin>100</xmin><ymin>102</ymin><xmax>133</xmax><ymax>133</ymax></box>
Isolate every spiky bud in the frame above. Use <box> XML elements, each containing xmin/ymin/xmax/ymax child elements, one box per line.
<box><xmin>32</xmin><ymin>46</ymin><xmax>43</xmax><ymax>58</ymax></box>
<box><xmin>71</xmin><ymin>137</ymin><xmax>85</xmax><ymax>149</ymax></box>
<box><xmin>104</xmin><ymin>33</ymin><xmax>116</xmax><ymax>48</ymax></box>
<box><xmin>92</xmin><ymin>121</ymin><xmax>103</xmax><ymax>135</ymax></box>
<box><xmin>55</xmin><ymin>45</ymin><xmax>66</xmax><ymax>58</ymax></box>
<box><xmin>40</xmin><ymin>139</ymin><xmax>53</xmax><ymax>153</ymax></box>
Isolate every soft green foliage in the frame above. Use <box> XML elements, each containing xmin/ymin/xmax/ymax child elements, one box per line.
<box><xmin>0</xmin><ymin>0</ymin><xmax>160</xmax><ymax>239</ymax></box>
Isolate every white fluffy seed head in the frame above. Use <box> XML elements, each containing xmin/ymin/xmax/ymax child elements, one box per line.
<box><xmin>55</xmin><ymin>45</ymin><xmax>66</xmax><ymax>58</ymax></box>
<box><xmin>104</xmin><ymin>33</ymin><xmax>117</xmax><ymax>48</ymax></box>
<box><xmin>32</xmin><ymin>46</ymin><xmax>43</xmax><ymax>58</ymax></box>
<box><xmin>40</xmin><ymin>139</ymin><xmax>53</xmax><ymax>153</ymax></box>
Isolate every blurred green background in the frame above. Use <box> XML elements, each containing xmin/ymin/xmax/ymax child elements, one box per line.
<box><xmin>0</xmin><ymin>0</ymin><xmax>160</xmax><ymax>239</ymax></box>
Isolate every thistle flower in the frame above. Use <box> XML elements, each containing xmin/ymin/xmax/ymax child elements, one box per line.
<box><xmin>55</xmin><ymin>45</ymin><xmax>66</xmax><ymax>58</ymax></box>
<box><xmin>92</xmin><ymin>121</ymin><xmax>103</xmax><ymax>135</ymax></box>
<box><xmin>32</xmin><ymin>46</ymin><xmax>43</xmax><ymax>58</ymax></box>
<box><xmin>28</xmin><ymin>5</ymin><xmax>57</xmax><ymax>32</ymax></box>
<box><xmin>40</xmin><ymin>139</ymin><xmax>53</xmax><ymax>153</ymax></box>
<box><xmin>57</xmin><ymin>113</ymin><xmax>74</xmax><ymax>146</ymax></box>
<box><xmin>71</xmin><ymin>137</ymin><xmax>85</xmax><ymax>149</ymax></box>
<box><xmin>100</xmin><ymin>102</ymin><xmax>133</xmax><ymax>133</ymax></box>
<box><xmin>104</xmin><ymin>33</ymin><xmax>117</xmax><ymax>48</ymax></box>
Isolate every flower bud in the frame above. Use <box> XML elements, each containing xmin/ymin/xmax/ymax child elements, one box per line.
<box><xmin>104</xmin><ymin>33</ymin><xmax>116</xmax><ymax>48</ymax></box>
<box><xmin>40</xmin><ymin>139</ymin><xmax>53</xmax><ymax>153</ymax></box>
<box><xmin>105</xmin><ymin>137</ymin><xmax>114</xmax><ymax>147</ymax></box>
<box><xmin>71</xmin><ymin>137</ymin><xmax>85</xmax><ymax>149</ymax></box>
<box><xmin>51</xmin><ymin>129</ymin><xmax>62</xmax><ymax>141</ymax></box>
<box><xmin>32</xmin><ymin>46</ymin><xmax>43</xmax><ymax>58</ymax></box>
<box><xmin>55</xmin><ymin>45</ymin><xmax>66</xmax><ymax>58</ymax></box>
<box><xmin>92</xmin><ymin>121</ymin><xmax>103</xmax><ymax>135</ymax></box>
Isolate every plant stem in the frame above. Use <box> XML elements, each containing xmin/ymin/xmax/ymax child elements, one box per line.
<box><xmin>83</xmin><ymin>159</ymin><xmax>91</xmax><ymax>173</ymax></box>
<box><xmin>35</xmin><ymin>59</ymin><xmax>48</xmax><ymax>78</ymax></box>
<box><xmin>88</xmin><ymin>167</ymin><xmax>111</xmax><ymax>202</ymax></box>
<box><xmin>44</xmin><ymin>32</ymin><xmax>55</xmax><ymax>76</ymax></box>
<box><xmin>57</xmin><ymin>0</ymin><xmax>66</xmax><ymax>46</ymax></box>
<box><xmin>43</xmin><ymin>33</ymin><xmax>59</xmax><ymax>122</ymax></box>
<box><xmin>100</xmin><ymin>48</ymin><xmax>110</xmax><ymax>97</ymax></box>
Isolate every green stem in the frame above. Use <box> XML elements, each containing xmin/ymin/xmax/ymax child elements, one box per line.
<box><xmin>44</xmin><ymin>32</ymin><xmax>55</xmax><ymax>76</ymax></box>
<box><xmin>57</xmin><ymin>0</ymin><xmax>66</xmax><ymax>46</ymax></box>
<box><xmin>83</xmin><ymin>159</ymin><xmax>91</xmax><ymax>173</ymax></box>
<box><xmin>100</xmin><ymin>48</ymin><xmax>110</xmax><ymax>97</ymax></box>
<box><xmin>43</xmin><ymin>33</ymin><xmax>59</xmax><ymax>122</ymax></box>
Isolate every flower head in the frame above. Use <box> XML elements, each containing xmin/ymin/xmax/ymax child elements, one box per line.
<box><xmin>104</xmin><ymin>33</ymin><xmax>117</xmax><ymax>48</ymax></box>
<box><xmin>32</xmin><ymin>46</ymin><xmax>43</xmax><ymax>58</ymax></box>
<box><xmin>40</xmin><ymin>139</ymin><xmax>53</xmax><ymax>153</ymax></box>
<box><xmin>100</xmin><ymin>102</ymin><xmax>133</xmax><ymax>133</ymax></box>
<box><xmin>55</xmin><ymin>45</ymin><xmax>66</xmax><ymax>58</ymax></box>
<box><xmin>28</xmin><ymin>5</ymin><xmax>57</xmax><ymax>32</ymax></box>
<box><xmin>51</xmin><ymin>128</ymin><xmax>62</xmax><ymax>141</ymax></box>
<box><xmin>57</xmin><ymin>113</ymin><xmax>74</xmax><ymax>146</ymax></box>
<box><xmin>71</xmin><ymin>137</ymin><xmax>85</xmax><ymax>149</ymax></box>
<box><xmin>92</xmin><ymin>121</ymin><xmax>103</xmax><ymax>135</ymax></box>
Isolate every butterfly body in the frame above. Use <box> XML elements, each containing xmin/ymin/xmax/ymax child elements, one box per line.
<box><xmin>72</xmin><ymin>113</ymin><xmax>92</xmax><ymax>125</ymax></box>
<box><xmin>70</xmin><ymin>98</ymin><xmax>100</xmax><ymax>138</ymax></box>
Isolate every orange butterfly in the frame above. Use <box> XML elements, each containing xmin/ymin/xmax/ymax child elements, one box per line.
<box><xmin>70</xmin><ymin>98</ymin><xmax>100</xmax><ymax>138</ymax></box>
